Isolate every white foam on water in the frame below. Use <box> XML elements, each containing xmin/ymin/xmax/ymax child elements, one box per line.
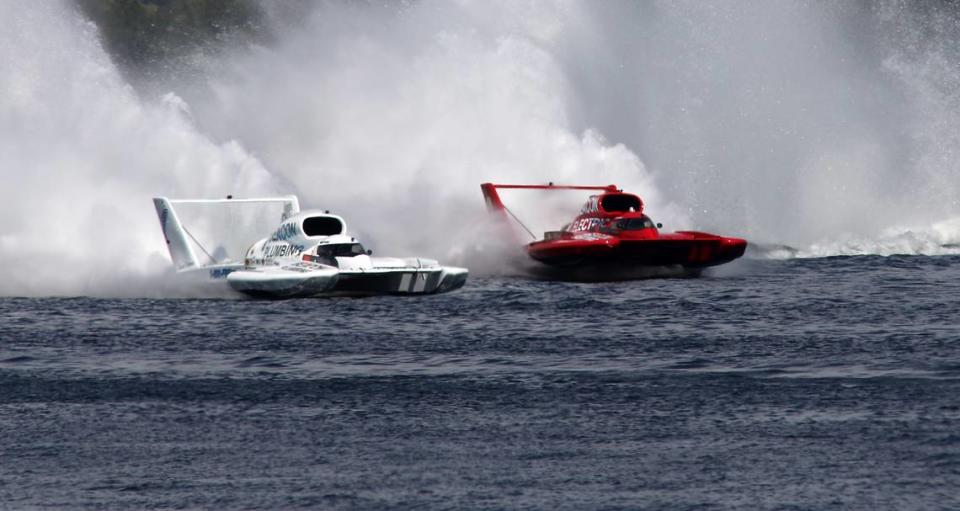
<box><xmin>800</xmin><ymin>217</ymin><xmax>960</xmax><ymax>258</ymax></box>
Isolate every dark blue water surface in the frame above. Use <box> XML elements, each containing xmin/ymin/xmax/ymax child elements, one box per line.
<box><xmin>2</xmin><ymin>256</ymin><xmax>959</xmax><ymax>509</ymax></box>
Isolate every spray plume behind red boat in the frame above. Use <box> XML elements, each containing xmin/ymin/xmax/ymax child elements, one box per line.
<box><xmin>480</xmin><ymin>182</ymin><xmax>747</xmax><ymax>279</ymax></box>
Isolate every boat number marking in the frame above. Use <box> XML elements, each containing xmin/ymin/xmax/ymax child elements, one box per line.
<box><xmin>209</xmin><ymin>268</ymin><xmax>234</xmax><ymax>279</ymax></box>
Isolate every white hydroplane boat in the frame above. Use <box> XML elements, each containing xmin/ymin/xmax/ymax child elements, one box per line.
<box><xmin>153</xmin><ymin>196</ymin><xmax>468</xmax><ymax>297</ymax></box>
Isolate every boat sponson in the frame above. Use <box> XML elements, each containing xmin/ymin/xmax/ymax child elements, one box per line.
<box><xmin>227</xmin><ymin>267</ymin><xmax>339</xmax><ymax>298</ymax></box>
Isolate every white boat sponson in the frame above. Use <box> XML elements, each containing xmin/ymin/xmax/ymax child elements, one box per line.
<box><xmin>227</xmin><ymin>264</ymin><xmax>339</xmax><ymax>298</ymax></box>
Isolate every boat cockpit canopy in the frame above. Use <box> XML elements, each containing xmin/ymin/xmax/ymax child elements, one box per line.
<box><xmin>314</xmin><ymin>243</ymin><xmax>367</xmax><ymax>266</ymax></box>
<box><xmin>614</xmin><ymin>215</ymin><xmax>657</xmax><ymax>231</ymax></box>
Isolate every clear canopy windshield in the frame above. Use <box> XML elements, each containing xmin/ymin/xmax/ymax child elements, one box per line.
<box><xmin>615</xmin><ymin>216</ymin><xmax>656</xmax><ymax>230</ymax></box>
<box><xmin>315</xmin><ymin>243</ymin><xmax>367</xmax><ymax>265</ymax></box>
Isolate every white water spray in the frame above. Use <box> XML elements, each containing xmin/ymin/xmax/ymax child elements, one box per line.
<box><xmin>184</xmin><ymin>0</ymin><xmax>672</xmax><ymax>260</ymax></box>
<box><xmin>181</xmin><ymin>0</ymin><xmax>960</xmax><ymax>258</ymax></box>
<box><xmin>4</xmin><ymin>1</ymin><xmax>960</xmax><ymax>296</ymax></box>
<box><xmin>0</xmin><ymin>1</ymin><xmax>277</xmax><ymax>296</ymax></box>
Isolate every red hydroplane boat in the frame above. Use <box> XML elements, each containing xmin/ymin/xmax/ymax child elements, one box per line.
<box><xmin>481</xmin><ymin>183</ymin><xmax>747</xmax><ymax>278</ymax></box>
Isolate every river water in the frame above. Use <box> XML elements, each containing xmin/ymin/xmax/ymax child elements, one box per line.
<box><xmin>2</xmin><ymin>255</ymin><xmax>958</xmax><ymax>509</ymax></box>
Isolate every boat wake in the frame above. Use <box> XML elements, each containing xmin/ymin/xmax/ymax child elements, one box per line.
<box><xmin>801</xmin><ymin>218</ymin><xmax>960</xmax><ymax>258</ymax></box>
<box><xmin>746</xmin><ymin>217</ymin><xmax>960</xmax><ymax>260</ymax></box>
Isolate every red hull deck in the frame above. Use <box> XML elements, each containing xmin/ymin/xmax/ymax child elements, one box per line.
<box><xmin>527</xmin><ymin>233</ymin><xmax>747</xmax><ymax>268</ymax></box>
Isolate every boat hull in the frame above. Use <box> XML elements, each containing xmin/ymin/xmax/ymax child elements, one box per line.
<box><xmin>226</xmin><ymin>265</ymin><xmax>468</xmax><ymax>298</ymax></box>
<box><xmin>527</xmin><ymin>235</ymin><xmax>747</xmax><ymax>270</ymax></box>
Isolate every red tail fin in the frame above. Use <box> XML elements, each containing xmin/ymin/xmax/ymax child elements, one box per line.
<box><xmin>480</xmin><ymin>183</ymin><xmax>507</xmax><ymax>213</ymax></box>
<box><xmin>479</xmin><ymin>183</ymin><xmax>620</xmax><ymax>244</ymax></box>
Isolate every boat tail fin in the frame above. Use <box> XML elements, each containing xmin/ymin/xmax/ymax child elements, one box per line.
<box><xmin>480</xmin><ymin>182</ymin><xmax>507</xmax><ymax>213</ymax></box>
<box><xmin>153</xmin><ymin>197</ymin><xmax>200</xmax><ymax>271</ymax></box>
<box><xmin>280</xmin><ymin>196</ymin><xmax>301</xmax><ymax>221</ymax></box>
<box><xmin>479</xmin><ymin>182</ymin><xmax>536</xmax><ymax>243</ymax></box>
<box><xmin>479</xmin><ymin>183</ymin><xmax>623</xmax><ymax>244</ymax></box>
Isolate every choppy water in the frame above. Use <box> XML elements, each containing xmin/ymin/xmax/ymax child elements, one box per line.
<box><xmin>2</xmin><ymin>256</ymin><xmax>959</xmax><ymax>509</ymax></box>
